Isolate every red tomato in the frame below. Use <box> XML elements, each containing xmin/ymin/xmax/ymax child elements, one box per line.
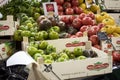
<box><xmin>60</xmin><ymin>16</ymin><xmax>69</xmax><ymax>24</ymax></box>
<box><xmin>72</xmin><ymin>0</ymin><xmax>79</xmax><ymax>6</ymax></box>
<box><xmin>63</xmin><ymin>2</ymin><xmax>71</xmax><ymax>9</ymax></box>
<box><xmin>54</xmin><ymin>0</ymin><xmax>64</xmax><ymax>5</ymax></box>
<box><xmin>72</xmin><ymin>18</ymin><xmax>82</xmax><ymax>29</ymax></box>
<box><xmin>87</xmin><ymin>12</ymin><xmax>95</xmax><ymax>19</ymax></box>
<box><xmin>82</xmin><ymin>17</ymin><xmax>94</xmax><ymax>25</ymax></box>
<box><xmin>75</xmin><ymin>31</ymin><xmax>83</xmax><ymax>37</ymax></box>
<box><xmin>112</xmin><ymin>51</ymin><xmax>120</xmax><ymax>62</ymax></box>
<box><xmin>88</xmin><ymin>26</ymin><xmax>99</xmax><ymax>37</ymax></box>
<box><xmin>89</xmin><ymin>35</ymin><xmax>99</xmax><ymax>46</ymax></box>
<box><xmin>79</xmin><ymin>13</ymin><xmax>87</xmax><ymax>20</ymax></box>
<box><xmin>69</xmin><ymin>15</ymin><xmax>77</xmax><ymax>23</ymax></box>
<box><xmin>91</xmin><ymin>25</ymin><xmax>100</xmax><ymax>32</ymax></box>
<box><xmin>80</xmin><ymin>25</ymin><xmax>89</xmax><ymax>32</ymax></box>
<box><xmin>74</xmin><ymin>7</ymin><xmax>83</xmax><ymax>14</ymax></box>
<box><xmin>57</xmin><ymin>5</ymin><xmax>63</xmax><ymax>12</ymax></box>
<box><xmin>65</xmin><ymin>8</ymin><xmax>74</xmax><ymax>15</ymax></box>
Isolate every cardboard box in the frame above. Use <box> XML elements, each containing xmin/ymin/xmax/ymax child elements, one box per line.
<box><xmin>103</xmin><ymin>0</ymin><xmax>120</xmax><ymax>10</ymax></box>
<box><xmin>34</xmin><ymin>37</ymin><xmax>112</xmax><ymax>80</ymax></box>
<box><xmin>0</xmin><ymin>41</ymin><xmax>16</xmax><ymax>60</ymax></box>
<box><xmin>101</xmin><ymin>37</ymin><xmax>120</xmax><ymax>51</ymax></box>
<box><xmin>0</xmin><ymin>15</ymin><xmax>16</xmax><ymax>36</ymax></box>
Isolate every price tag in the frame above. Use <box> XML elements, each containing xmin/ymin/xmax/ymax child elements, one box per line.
<box><xmin>42</xmin><ymin>2</ymin><xmax>58</xmax><ymax>17</ymax></box>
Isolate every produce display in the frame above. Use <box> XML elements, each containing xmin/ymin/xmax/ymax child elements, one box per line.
<box><xmin>27</xmin><ymin>41</ymin><xmax>98</xmax><ymax>64</ymax></box>
<box><xmin>0</xmin><ymin>0</ymin><xmax>120</xmax><ymax>79</ymax></box>
<box><xmin>9</xmin><ymin>0</ymin><xmax>120</xmax><ymax>65</ymax></box>
<box><xmin>14</xmin><ymin>15</ymin><xmax>63</xmax><ymax>41</ymax></box>
<box><xmin>13</xmin><ymin>11</ymin><xmax>106</xmax><ymax>43</ymax></box>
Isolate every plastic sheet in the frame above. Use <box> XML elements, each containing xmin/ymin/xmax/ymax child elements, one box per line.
<box><xmin>0</xmin><ymin>60</ymin><xmax>29</xmax><ymax>80</ymax></box>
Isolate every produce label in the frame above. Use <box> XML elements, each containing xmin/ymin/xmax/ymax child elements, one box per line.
<box><xmin>87</xmin><ymin>62</ymin><xmax>109</xmax><ymax>71</ymax></box>
<box><xmin>0</xmin><ymin>24</ymin><xmax>9</xmax><ymax>31</ymax></box>
<box><xmin>45</xmin><ymin>37</ymin><xmax>88</xmax><ymax>53</ymax></box>
<box><xmin>43</xmin><ymin>2</ymin><xmax>58</xmax><ymax>16</ymax></box>
<box><xmin>65</xmin><ymin>41</ymin><xmax>85</xmax><ymax>47</ymax></box>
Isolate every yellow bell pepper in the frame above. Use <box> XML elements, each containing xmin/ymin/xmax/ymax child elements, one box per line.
<box><xmin>100</xmin><ymin>25</ymin><xmax>116</xmax><ymax>34</ymax></box>
<box><xmin>95</xmin><ymin>12</ymin><xmax>110</xmax><ymax>23</ymax></box>
<box><xmin>113</xmin><ymin>32</ymin><xmax>120</xmax><ymax>37</ymax></box>
<box><xmin>114</xmin><ymin>26</ymin><xmax>120</xmax><ymax>34</ymax></box>
<box><xmin>102</xmin><ymin>18</ymin><xmax>115</xmax><ymax>25</ymax></box>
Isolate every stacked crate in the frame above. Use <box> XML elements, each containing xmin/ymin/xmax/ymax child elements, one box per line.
<box><xmin>0</xmin><ymin>15</ymin><xmax>17</xmax><ymax>60</ymax></box>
